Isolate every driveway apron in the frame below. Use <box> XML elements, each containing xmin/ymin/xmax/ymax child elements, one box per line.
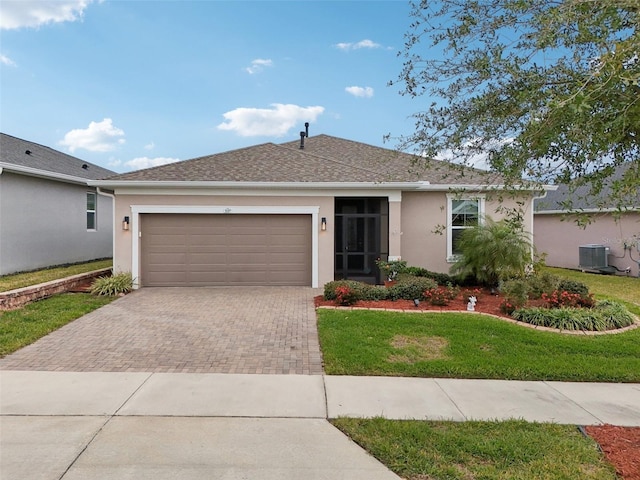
<box><xmin>0</xmin><ymin>287</ymin><xmax>324</xmax><ymax>375</ymax></box>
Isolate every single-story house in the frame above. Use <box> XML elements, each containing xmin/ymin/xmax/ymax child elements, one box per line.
<box><xmin>91</xmin><ymin>133</ymin><xmax>541</xmax><ymax>288</ymax></box>
<box><xmin>534</xmin><ymin>163</ymin><xmax>640</xmax><ymax>277</ymax></box>
<box><xmin>0</xmin><ymin>133</ymin><xmax>115</xmax><ymax>275</ymax></box>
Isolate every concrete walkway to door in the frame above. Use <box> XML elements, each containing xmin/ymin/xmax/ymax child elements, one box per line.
<box><xmin>0</xmin><ymin>287</ymin><xmax>324</xmax><ymax>375</ymax></box>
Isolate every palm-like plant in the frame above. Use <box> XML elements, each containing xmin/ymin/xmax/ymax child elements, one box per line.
<box><xmin>450</xmin><ymin>217</ymin><xmax>532</xmax><ymax>287</ymax></box>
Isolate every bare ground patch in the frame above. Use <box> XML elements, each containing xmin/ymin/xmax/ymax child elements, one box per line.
<box><xmin>388</xmin><ymin>335</ymin><xmax>449</xmax><ymax>363</ymax></box>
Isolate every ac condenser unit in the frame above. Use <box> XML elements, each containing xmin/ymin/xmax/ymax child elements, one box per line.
<box><xmin>579</xmin><ymin>244</ymin><xmax>609</xmax><ymax>269</ymax></box>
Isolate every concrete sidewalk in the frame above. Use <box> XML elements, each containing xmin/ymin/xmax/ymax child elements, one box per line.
<box><xmin>2</xmin><ymin>371</ymin><xmax>640</xmax><ymax>479</ymax></box>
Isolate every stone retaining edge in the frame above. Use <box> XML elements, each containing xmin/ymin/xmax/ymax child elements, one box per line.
<box><xmin>0</xmin><ymin>268</ymin><xmax>112</xmax><ymax>310</ymax></box>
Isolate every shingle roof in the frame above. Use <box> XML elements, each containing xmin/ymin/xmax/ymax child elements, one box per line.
<box><xmin>0</xmin><ymin>132</ymin><xmax>115</xmax><ymax>180</ymax></box>
<box><xmin>535</xmin><ymin>162</ymin><xmax>640</xmax><ymax>211</ymax></box>
<box><xmin>105</xmin><ymin>134</ymin><xmax>493</xmax><ymax>184</ymax></box>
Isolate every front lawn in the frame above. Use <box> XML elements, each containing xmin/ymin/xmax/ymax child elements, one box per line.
<box><xmin>332</xmin><ymin>418</ymin><xmax>617</xmax><ymax>480</ymax></box>
<box><xmin>0</xmin><ymin>293</ymin><xmax>115</xmax><ymax>357</ymax></box>
<box><xmin>317</xmin><ymin>309</ymin><xmax>640</xmax><ymax>382</ymax></box>
<box><xmin>546</xmin><ymin>267</ymin><xmax>640</xmax><ymax>306</ymax></box>
<box><xmin>0</xmin><ymin>259</ymin><xmax>112</xmax><ymax>292</ymax></box>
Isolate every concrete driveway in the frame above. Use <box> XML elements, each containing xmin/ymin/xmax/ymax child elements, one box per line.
<box><xmin>0</xmin><ymin>287</ymin><xmax>324</xmax><ymax>375</ymax></box>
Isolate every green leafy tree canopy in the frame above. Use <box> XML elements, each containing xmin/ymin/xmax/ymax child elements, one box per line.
<box><xmin>391</xmin><ymin>0</ymin><xmax>639</xmax><ymax>211</ymax></box>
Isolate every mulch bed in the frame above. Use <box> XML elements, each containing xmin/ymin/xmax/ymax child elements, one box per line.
<box><xmin>585</xmin><ymin>425</ymin><xmax>640</xmax><ymax>480</ymax></box>
<box><xmin>315</xmin><ymin>288</ymin><xmax>640</xmax><ymax>479</ymax></box>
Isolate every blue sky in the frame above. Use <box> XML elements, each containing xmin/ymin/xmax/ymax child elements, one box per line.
<box><xmin>0</xmin><ymin>0</ymin><xmax>420</xmax><ymax>173</ymax></box>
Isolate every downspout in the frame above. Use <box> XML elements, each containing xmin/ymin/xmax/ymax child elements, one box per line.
<box><xmin>96</xmin><ymin>187</ymin><xmax>115</xmax><ymax>272</ymax></box>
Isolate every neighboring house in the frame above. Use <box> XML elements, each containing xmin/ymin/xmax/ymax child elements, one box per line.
<box><xmin>91</xmin><ymin>134</ymin><xmax>541</xmax><ymax>288</ymax></box>
<box><xmin>534</xmin><ymin>163</ymin><xmax>640</xmax><ymax>277</ymax></box>
<box><xmin>0</xmin><ymin>133</ymin><xmax>115</xmax><ymax>275</ymax></box>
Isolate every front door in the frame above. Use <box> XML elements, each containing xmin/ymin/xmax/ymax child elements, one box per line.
<box><xmin>335</xmin><ymin>198</ymin><xmax>388</xmax><ymax>284</ymax></box>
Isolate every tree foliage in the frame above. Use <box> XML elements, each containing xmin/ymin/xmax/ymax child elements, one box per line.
<box><xmin>391</xmin><ymin>0</ymin><xmax>639</xmax><ymax>211</ymax></box>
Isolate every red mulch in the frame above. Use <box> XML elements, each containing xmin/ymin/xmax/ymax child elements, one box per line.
<box><xmin>316</xmin><ymin>289</ymin><xmax>640</xmax><ymax>479</ymax></box>
<box><xmin>586</xmin><ymin>425</ymin><xmax>640</xmax><ymax>480</ymax></box>
<box><xmin>314</xmin><ymin>287</ymin><xmax>511</xmax><ymax>318</ymax></box>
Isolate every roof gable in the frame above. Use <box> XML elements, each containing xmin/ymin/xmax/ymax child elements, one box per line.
<box><xmin>0</xmin><ymin>133</ymin><xmax>115</xmax><ymax>180</ymax></box>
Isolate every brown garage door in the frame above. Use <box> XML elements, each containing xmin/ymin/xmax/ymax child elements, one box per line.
<box><xmin>140</xmin><ymin>214</ymin><xmax>311</xmax><ymax>286</ymax></box>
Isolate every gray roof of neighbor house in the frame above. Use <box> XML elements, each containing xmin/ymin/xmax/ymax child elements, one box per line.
<box><xmin>535</xmin><ymin>162</ymin><xmax>640</xmax><ymax>212</ymax></box>
<box><xmin>0</xmin><ymin>132</ymin><xmax>115</xmax><ymax>181</ymax></box>
<box><xmin>103</xmin><ymin>134</ymin><xmax>495</xmax><ymax>185</ymax></box>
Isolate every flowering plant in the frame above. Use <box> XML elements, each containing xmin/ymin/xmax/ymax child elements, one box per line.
<box><xmin>375</xmin><ymin>258</ymin><xmax>407</xmax><ymax>282</ymax></box>
<box><xmin>500</xmin><ymin>299</ymin><xmax>516</xmax><ymax>315</ymax></box>
<box><xmin>542</xmin><ymin>290</ymin><xmax>595</xmax><ymax>309</ymax></box>
<box><xmin>462</xmin><ymin>287</ymin><xmax>482</xmax><ymax>301</ymax></box>
<box><xmin>424</xmin><ymin>284</ymin><xmax>460</xmax><ymax>306</ymax></box>
<box><xmin>335</xmin><ymin>285</ymin><xmax>358</xmax><ymax>306</ymax></box>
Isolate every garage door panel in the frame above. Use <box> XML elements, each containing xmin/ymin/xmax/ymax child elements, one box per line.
<box><xmin>141</xmin><ymin>214</ymin><xmax>311</xmax><ymax>286</ymax></box>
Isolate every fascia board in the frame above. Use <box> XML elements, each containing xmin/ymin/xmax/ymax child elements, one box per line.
<box><xmin>0</xmin><ymin>162</ymin><xmax>89</xmax><ymax>185</ymax></box>
<box><xmin>88</xmin><ymin>180</ymin><xmax>426</xmax><ymax>189</ymax></box>
<box><xmin>535</xmin><ymin>207</ymin><xmax>640</xmax><ymax>215</ymax></box>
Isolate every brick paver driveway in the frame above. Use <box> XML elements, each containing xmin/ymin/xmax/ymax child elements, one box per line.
<box><xmin>0</xmin><ymin>287</ymin><xmax>324</xmax><ymax>374</ymax></box>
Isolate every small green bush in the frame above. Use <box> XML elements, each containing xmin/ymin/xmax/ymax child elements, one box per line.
<box><xmin>363</xmin><ymin>285</ymin><xmax>390</xmax><ymax>301</ymax></box>
<box><xmin>500</xmin><ymin>278</ymin><xmax>530</xmax><ymax>309</ymax></box>
<box><xmin>387</xmin><ymin>276</ymin><xmax>438</xmax><ymax>300</ymax></box>
<box><xmin>525</xmin><ymin>272</ymin><xmax>560</xmax><ymax>299</ymax></box>
<box><xmin>323</xmin><ymin>280</ymin><xmax>371</xmax><ymax>301</ymax></box>
<box><xmin>424</xmin><ymin>283</ymin><xmax>460</xmax><ymax>305</ymax></box>
<box><xmin>404</xmin><ymin>267</ymin><xmax>459</xmax><ymax>286</ymax></box>
<box><xmin>90</xmin><ymin>272</ymin><xmax>134</xmax><ymax>296</ymax></box>
<box><xmin>512</xmin><ymin>301</ymin><xmax>636</xmax><ymax>331</ymax></box>
<box><xmin>557</xmin><ymin>279</ymin><xmax>590</xmax><ymax>297</ymax></box>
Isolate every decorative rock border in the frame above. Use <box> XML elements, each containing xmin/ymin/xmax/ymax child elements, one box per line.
<box><xmin>317</xmin><ymin>305</ymin><xmax>640</xmax><ymax>336</ymax></box>
<box><xmin>0</xmin><ymin>268</ymin><xmax>111</xmax><ymax>311</ymax></box>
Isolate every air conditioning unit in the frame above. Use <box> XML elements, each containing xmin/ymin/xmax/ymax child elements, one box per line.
<box><xmin>579</xmin><ymin>244</ymin><xmax>609</xmax><ymax>269</ymax></box>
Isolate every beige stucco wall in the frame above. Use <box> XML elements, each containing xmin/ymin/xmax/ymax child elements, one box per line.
<box><xmin>112</xmin><ymin>188</ymin><xmax>538</xmax><ymax>287</ymax></box>
<box><xmin>113</xmin><ymin>193</ymin><xmax>335</xmax><ymax>286</ymax></box>
<box><xmin>534</xmin><ymin>212</ymin><xmax>640</xmax><ymax>277</ymax></box>
<box><xmin>400</xmin><ymin>191</ymin><xmax>536</xmax><ymax>274</ymax></box>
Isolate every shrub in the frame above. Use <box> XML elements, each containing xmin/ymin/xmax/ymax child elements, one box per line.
<box><xmin>423</xmin><ymin>284</ymin><xmax>460</xmax><ymax>306</ymax></box>
<box><xmin>525</xmin><ymin>272</ymin><xmax>560</xmax><ymax>299</ymax></box>
<box><xmin>461</xmin><ymin>287</ymin><xmax>482</xmax><ymax>301</ymax></box>
<box><xmin>499</xmin><ymin>278</ymin><xmax>529</xmax><ymax>310</ymax></box>
<box><xmin>363</xmin><ymin>285</ymin><xmax>390</xmax><ymax>301</ymax></box>
<box><xmin>323</xmin><ymin>280</ymin><xmax>371</xmax><ymax>301</ymax></box>
<box><xmin>542</xmin><ymin>290</ymin><xmax>595</xmax><ymax>309</ymax></box>
<box><xmin>387</xmin><ymin>276</ymin><xmax>438</xmax><ymax>300</ymax></box>
<box><xmin>335</xmin><ymin>285</ymin><xmax>358</xmax><ymax>306</ymax></box>
<box><xmin>90</xmin><ymin>272</ymin><xmax>134</xmax><ymax>296</ymax></box>
<box><xmin>404</xmin><ymin>267</ymin><xmax>460</xmax><ymax>286</ymax></box>
<box><xmin>512</xmin><ymin>301</ymin><xmax>636</xmax><ymax>331</ymax></box>
<box><xmin>557</xmin><ymin>279</ymin><xmax>590</xmax><ymax>297</ymax></box>
<box><xmin>450</xmin><ymin>217</ymin><xmax>533</xmax><ymax>287</ymax></box>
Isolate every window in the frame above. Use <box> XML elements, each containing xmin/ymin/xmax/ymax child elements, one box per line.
<box><xmin>447</xmin><ymin>194</ymin><xmax>484</xmax><ymax>261</ymax></box>
<box><xmin>86</xmin><ymin>192</ymin><xmax>97</xmax><ymax>230</ymax></box>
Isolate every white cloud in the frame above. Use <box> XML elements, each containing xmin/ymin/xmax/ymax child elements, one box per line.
<box><xmin>0</xmin><ymin>0</ymin><xmax>96</xmax><ymax>30</ymax></box>
<box><xmin>245</xmin><ymin>58</ymin><xmax>273</xmax><ymax>74</ymax></box>
<box><xmin>217</xmin><ymin>103</ymin><xmax>324</xmax><ymax>137</ymax></box>
<box><xmin>124</xmin><ymin>156</ymin><xmax>180</xmax><ymax>170</ymax></box>
<box><xmin>436</xmin><ymin>137</ymin><xmax>515</xmax><ymax>171</ymax></box>
<box><xmin>59</xmin><ymin>118</ymin><xmax>125</xmax><ymax>153</ymax></box>
<box><xmin>335</xmin><ymin>39</ymin><xmax>382</xmax><ymax>51</ymax></box>
<box><xmin>0</xmin><ymin>54</ymin><xmax>16</xmax><ymax>66</ymax></box>
<box><xmin>144</xmin><ymin>141</ymin><xmax>155</xmax><ymax>150</ymax></box>
<box><xmin>345</xmin><ymin>86</ymin><xmax>374</xmax><ymax>98</ymax></box>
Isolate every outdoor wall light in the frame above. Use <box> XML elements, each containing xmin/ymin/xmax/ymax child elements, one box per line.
<box><xmin>122</xmin><ymin>216</ymin><xmax>130</xmax><ymax>231</ymax></box>
<box><xmin>321</xmin><ymin>217</ymin><xmax>327</xmax><ymax>231</ymax></box>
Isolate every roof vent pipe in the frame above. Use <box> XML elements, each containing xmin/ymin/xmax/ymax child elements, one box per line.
<box><xmin>304</xmin><ymin>122</ymin><xmax>309</xmax><ymax>138</ymax></box>
<box><xmin>299</xmin><ymin>131</ymin><xmax>305</xmax><ymax>149</ymax></box>
<box><xmin>25</xmin><ymin>150</ymin><xmax>31</xmax><ymax>155</ymax></box>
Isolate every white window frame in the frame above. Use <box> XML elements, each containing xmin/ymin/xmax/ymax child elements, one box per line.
<box><xmin>446</xmin><ymin>193</ymin><xmax>485</xmax><ymax>262</ymax></box>
<box><xmin>86</xmin><ymin>192</ymin><xmax>97</xmax><ymax>231</ymax></box>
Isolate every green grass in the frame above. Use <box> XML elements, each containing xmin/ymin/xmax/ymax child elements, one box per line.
<box><xmin>317</xmin><ymin>309</ymin><xmax>640</xmax><ymax>381</ymax></box>
<box><xmin>332</xmin><ymin>418</ymin><xmax>617</xmax><ymax>480</ymax></box>
<box><xmin>546</xmin><ymin>266</ymin><xmax>640</xmax><ymax>305</ymax></box>
<box><xmin>0</xmin><ymin>293</ymin><xmax>115</xmax><ymax>357</ymax></box>
<box><xmin>0</xmin><ymin>259</ymin><xmax>112</xmax><ymax>292</ymax></box>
